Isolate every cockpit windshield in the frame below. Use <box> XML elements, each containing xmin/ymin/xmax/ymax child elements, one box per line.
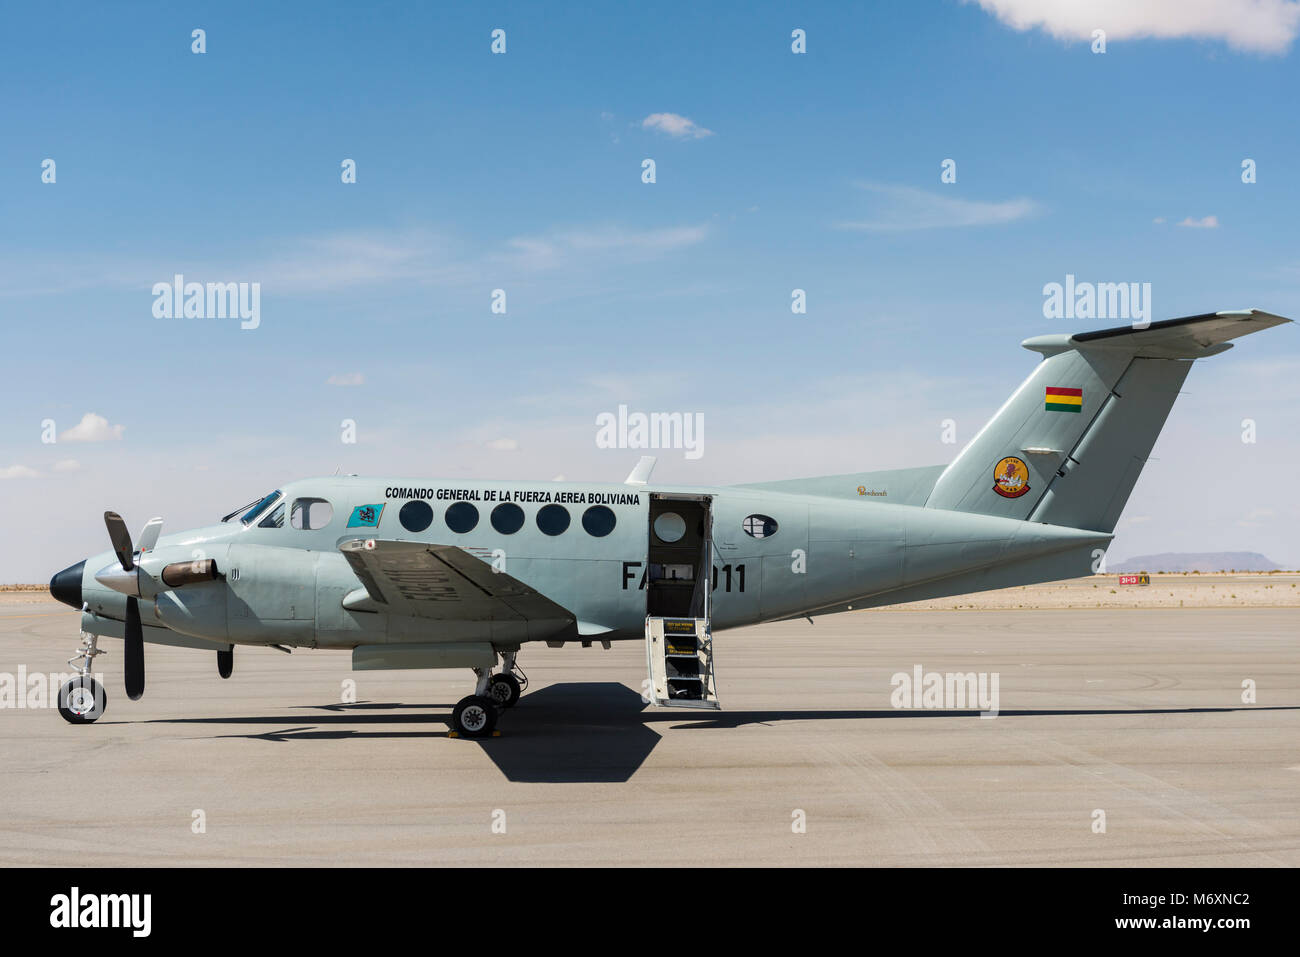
<box><xmin>222</xmin><ymin>490</ymin><xmax>282</xmax><ymax>525</ymax></box>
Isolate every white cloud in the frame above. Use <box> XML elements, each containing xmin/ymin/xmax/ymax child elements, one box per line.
<box><xmin>61</xmin><ymin>412</ymin><xmax>125</xmax><ymax>442</ymax></box>
<box><xmin>201</xmin><ymin>223</ymin><xmax>708</xmax><ymax>292</ymax></box>
<box><xmin>327</xmin><ymin>372</ymin><xmax>365</xmax><ymax>386</ymax></box>
<box><xmin>642</xmin><ymin>113</ymin><xmax>715</xmax><ymax>139</ymax></box>
<box><xmin>1235</xmin><ymin>512</ymin><xmax>1274</xmax><ymax>527</ymax></box>
<box><xmin>0</xmin><ymin>465</ymin><xmax>39</xmax><ymax>479</ymax></box>
<box><xmin>53</xmin><ymin>459</ymin><xmax>82</xmax><ymax>473</ymax></box>
<box><xmin>1</xmin><ymin>220</ymin><xmax>713</xmax><ymax>300</ymax></box>
<box><xmin>261</xmin><ymin>229</ymin><xmax>472</xmax><ymax>292</ymax></box>
<box><xmin>486</xmin><ymin>438</ymin><xmax>518</xmax><ymax>451</ymax></box>
<box><xmin>1178</xmin><ymin>215</ymin><xmax>1220</xmax><ymax>228</ymax></box>
<box><xmin>967</xmin><ymin>0</ymin><xmax>1300</xmax><ymax>55</ymax></box>
<box><xmin>501</xmin><ymin>224</ymin><xmax>710</xmax><ymax>271</ymax></box>
<box><xmin>838</xmin><ymin>183</ymin><xmax>1040</xmax><ymax>231</ymax></box>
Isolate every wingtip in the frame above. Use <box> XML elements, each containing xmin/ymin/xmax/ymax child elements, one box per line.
<box><xmin>1216</xmin><ymin>308</ymin><xmax>1292</xmax><ymax>325</ymax></box>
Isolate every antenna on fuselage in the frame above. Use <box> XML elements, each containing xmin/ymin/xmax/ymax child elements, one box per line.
<box><xmin>624</xmin><ymin>455</ymin><xmax>656</xmax><ymax>485</ymax></box>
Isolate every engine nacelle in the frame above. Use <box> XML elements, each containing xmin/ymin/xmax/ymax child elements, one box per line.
<box><xmin>154</xmin><ymin>583</ymin><xmax>229</xmax><ymax>642</ymax></box>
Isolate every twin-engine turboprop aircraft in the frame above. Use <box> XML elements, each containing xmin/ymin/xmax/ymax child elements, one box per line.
<box><xmin>47</xmin><ymin>310</ymin><xmax>1289</xmax><ymax>736</ymax></box>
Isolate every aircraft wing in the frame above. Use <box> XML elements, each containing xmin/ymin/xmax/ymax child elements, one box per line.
<box><xmin>338</xmin><ymin>539</ymin><xmax>576</xmax><ymax>635</ymax></box>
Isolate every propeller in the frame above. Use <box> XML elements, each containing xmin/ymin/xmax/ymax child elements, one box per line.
<box><xmin>124</xmin><ymin>589</ymin><xmax>144</xmax><ymax>700</ymax></box>
<box><xmin>102</xmin><ymin>511</ymin><xmax>158</xmax><ymax>701</ymax></box>
<box><xmin>104</xmin><ymin>511</ymin><xmax>136</xmax><ymax>572</ymax></box>
<box><xmin>138</xmin><ymin>516</ymin><xmax>164</xmax><ymax>553</ymax></box>
<box><xmin>97</xmin><ymin>512</ymin><xmax>221</xmax><ymax>701</ymax></box>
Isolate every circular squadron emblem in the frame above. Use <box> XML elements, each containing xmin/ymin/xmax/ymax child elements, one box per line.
<box><xmin>992</xmin><ymin>456</ymin><xmax>1030</xmax><ymax>498</ymax></box>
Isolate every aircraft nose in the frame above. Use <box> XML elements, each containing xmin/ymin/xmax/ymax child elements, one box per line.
<box><xmin>49</xmin><ymin>560</ymin><xmax>86</xmax><ymax>609</ymax></box>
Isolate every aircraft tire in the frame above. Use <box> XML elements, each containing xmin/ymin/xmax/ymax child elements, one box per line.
<box><xmin>486</xmin><ymin>673</ymin><xmax>521</xmax><ymax>709</ymax></box>
<box><xmin>452</xmin><ymin>695</ymin><xmax>498</xmax><ymax>738</ymax></box>
<box><xmin>58</xmin><ymin>676</ymin><xmax>107</xmax><ymax>724</ymax></box>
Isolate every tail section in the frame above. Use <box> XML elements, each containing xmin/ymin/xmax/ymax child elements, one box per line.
<box><xmin>925</xmin><ymin>309</ymin><xmax>1290</xmax><ymax>533</ymax></box>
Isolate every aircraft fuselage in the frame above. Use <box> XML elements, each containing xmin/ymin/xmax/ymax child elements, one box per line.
<box><xmin>63</xmin><ymin>475</ymin><xmax>1109</xmax><ymax>652</ymax></box>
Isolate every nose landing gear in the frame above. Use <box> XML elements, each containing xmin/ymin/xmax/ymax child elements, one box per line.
<box><xmin>59</xmin><ymin>630</ymin><xmax>108</xmax><ymax>724</ymax></box>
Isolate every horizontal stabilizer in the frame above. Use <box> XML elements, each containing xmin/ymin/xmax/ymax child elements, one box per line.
<box><xmin>1022</xmin><ymin>309</ymin><xmax>1291</xmax><ymax>359</ymax></box>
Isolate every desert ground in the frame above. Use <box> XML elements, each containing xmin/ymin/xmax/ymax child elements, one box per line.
<box><xmin>0</xmin><ymin>575</ymin><xmax>1296</xmax><ymax>866</ymax></box>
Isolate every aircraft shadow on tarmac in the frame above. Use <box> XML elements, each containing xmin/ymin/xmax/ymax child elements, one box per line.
<box><xmin>140</xmin><ymin>683</ymin><xmax>1300</xmax><ymax>785</ymax></box>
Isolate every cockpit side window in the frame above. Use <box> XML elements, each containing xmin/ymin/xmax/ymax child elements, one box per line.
<box><xmin>257</xmin><ymin>502</ymin><xmax>285</xmax><ymax>528</ymax></box>
<box><xmin>291</xmin><ymin>498</ymin><xmax>334</xmax><ymax>530</ymax></box>
<box><xmin>235</xmin><ymin>490</ymin><xmax>281</xmax><ymax>526</ymax></box>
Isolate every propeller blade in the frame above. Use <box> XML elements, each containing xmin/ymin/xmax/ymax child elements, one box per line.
<box><xmin>104</xmin><ymin>511</ymin><xmax>135</xmax><ymax>572</ymax></box>
<box><xmin>137</xmin><ymin>517</ymin><xmax>164</xmax><ymax>553</ymax></box>
<box><xmin>124</xmin><ymin>596</ymin><xmax>145</xmax><ymax>700</ymax></box>
<box><xmin>217</xmin><ymin>645</ymin><xmax>233</xmax><ymax>679</ymax></box>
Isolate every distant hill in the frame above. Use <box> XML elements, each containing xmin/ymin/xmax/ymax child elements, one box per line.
<box><xmin>1110</xmin><ymin>552</ymin><xmax>1281</xmax><ymax>573</ymax></box>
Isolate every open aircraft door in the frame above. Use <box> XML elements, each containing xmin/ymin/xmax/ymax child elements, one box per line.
<box><xmin>643</xmin><ymin>493</ymin><xmax>720</xmax><ymax>709</ymax></box>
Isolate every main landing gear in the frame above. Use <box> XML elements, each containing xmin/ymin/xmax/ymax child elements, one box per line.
<box><xmin>58</xmin><ymin>631</ymin><xmax>108</xmax><ymax>724</ymax></box>
<box><xmin>450</xmin><ymin>652</ymin><xmax>528</xmax><ymax>738</ymax></box>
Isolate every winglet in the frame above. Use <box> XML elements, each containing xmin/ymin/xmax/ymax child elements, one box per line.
<box><xmin>624</xmin><ymin>455</ymin><xmax>656</xmax><ymax>485</ymax></box>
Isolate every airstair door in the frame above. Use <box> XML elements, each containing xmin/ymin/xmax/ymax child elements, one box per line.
<box><xmin>643</xmin><ymin>493</ymin><xmax>720</xmax><ymax>709</ymax></box>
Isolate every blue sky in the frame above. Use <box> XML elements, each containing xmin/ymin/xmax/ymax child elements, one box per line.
<box><xmin>2</xmin><ymin>0</ymin><xmax>1299</xmax><ymax>579</ymax></box>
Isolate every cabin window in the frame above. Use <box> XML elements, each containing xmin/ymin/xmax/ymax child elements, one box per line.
<box><xmin>444</xmin><ymin>502</ymin><xmax>479</xmax><ymax>534</ymax></box>
<box><xmin>291</xmin><ymin>498</ymin><xmax>334</xmax><ymax>530</ymax></box>
<box><xmin>257</xmin><ymin>502</ymin><xmax>285</xmax><ymax>528</ymax></box>
<box><xmin>582</xmin><ymin>505</ymin><xmax>617</xmax><ymax>537</ymax></box>
<box><xmin>536</xmin><ymin>504</ymin><xmax>570</xmax><ymax>536</ymax></box>
<box><xmin>742</xmin><ymin>514</ymin><xmax>778</xmax><ymax>538</ymax></box>
<box><xmin>653</xmin><ymin>511</ymin><xmax>686</xmax><ymax>543</ymax></box>
<box><xmin>399</xmin><ymin>500</ymin><xmax>433</xmax><ymax>533</ymax></box>
<box><xmin>491</xmin><ymin>502</ymin><xmax>525</xmax><ymax>535</ymax></box>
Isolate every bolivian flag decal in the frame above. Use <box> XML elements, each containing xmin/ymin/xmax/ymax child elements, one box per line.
<box><xmin>1045</xmin><ymin>386</ymin><xmax>1083</xmax><ymax>412</ymax></box>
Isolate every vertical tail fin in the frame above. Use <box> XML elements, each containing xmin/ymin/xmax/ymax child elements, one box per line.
<box><xmin>924</xmin><ymin>310</ymin><xmax>1290</xmax><ymax>533</ymax></box>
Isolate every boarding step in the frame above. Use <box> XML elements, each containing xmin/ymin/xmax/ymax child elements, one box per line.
<box><xmin>644</xmin><ymin>616</ymin><xmax>720</xmax><ymax>710</ymax></box>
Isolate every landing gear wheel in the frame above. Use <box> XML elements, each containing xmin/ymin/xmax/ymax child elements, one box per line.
<box><xmin>58</xmin><ymin>676</ymin><xmax>107</xmax><ymax>724</ymax></box>
<box><xmin>452</xmin><ymin>695</ymin><xmax>498</xmax><ymax>738</ymax></box>
<box><xmin>486</xmin><ymin>672</ymin><xmax>521</xmax><ymax>709</ymax></box>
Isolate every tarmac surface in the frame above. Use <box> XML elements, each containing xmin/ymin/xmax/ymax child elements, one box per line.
<box><xmin>0</xmin><ymin>591</ymin><xmax>1296</xmax><ymax>866</ymax></box>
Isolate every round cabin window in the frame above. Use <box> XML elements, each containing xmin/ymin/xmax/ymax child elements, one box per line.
<box><xmin>490</xmin><ymin>502</ymin><xmax>525</xmax><ymax>535</ymax></box>
<box><xmin>444</xmin><ymin>502</ymin><xmax>479</xmax><ymax>534</ymax></box>
<box><xmin>399</xmin><ymin>500</ymin><xmax>433</xmax><ymax>533</ymax></box>
<box><xmin>582</xmin><ymin>505</ymin><xmax>617</xmax><ymax>537</ymax></box>
<box><xmin>536</xmin><ymin>504</ymin><xmax>570</xmax><ymax>536</ymax></box>
<box><xmin>653</xmin><ymin>511</ymin><xmax>686</xmax><ymax>543</ymax></box>
<box><xmin>742</xmin><ymin>514</ymin><xmax>778</xmax><ymax>538</ymax></box>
